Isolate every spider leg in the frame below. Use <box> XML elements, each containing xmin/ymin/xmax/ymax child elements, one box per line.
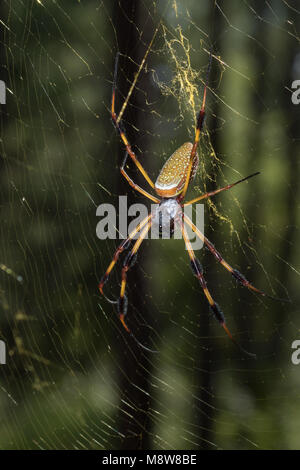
<box><xmin>184</xmin><ymin>172</ymin><xmax>260</xmax><ymax>206</ymax></box>
<box><xmin>111</xmin><ymin>53</ymin><xmax>155</xmax><ymax>190</ymax></box>
<box><xmin>181</xmin><ymin>221</ymin><xmax>256</xmax><ymax>358</ymax></box>
<box><xmin>99</xmin><ymin>214</ymin><xmax>152</xmax><ymax>297</ymax></box>
<box><xmin>121</xmin><ymin>152</ymin><xmax>160</xmax><ymax>203</ymax></box>
<box><xmin>117</xmin><ymin>219</ymin><xmax>158</xmax><ymax>353</ymax></box>
<box><xmin>183</xmin><ymin>214</ymin><xmax>288</xmax><ymax>302</ymax></box>
<box><xmin>180</xmin><ymin>53</ymin><xmax>212</xmax><ymax>201</ymax></box>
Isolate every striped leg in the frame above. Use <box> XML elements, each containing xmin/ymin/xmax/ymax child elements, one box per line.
<box><xmin>183</xmin><ymin>214</ymin><xmax>279</xmax><ymax>300</ymax></box>
<box><xmin>98</xmin><ymin>214</ymin><xmax>152</xmax><ymax>298</ymax></box>
<box><xmin>112</xmin><ymin>53</ymin><xmax>155</xmax><ymax>190</ymax></box>
<box><xmin>117</xmin><ymin>219</ymin><xmax>157</xmax><ymax>353</ymax></box>
<box><xmin>181</xmin><ymin>221</ymin><xmax>256</xmax><ymax>357</ymax></box>
<box><xmin>180</xmin><ymin>53</ymin><xmax>212</xmax><ymax>201</ymax></box>
<box><xmin>121</xmin><ymin>152</ymin><xmax>160</xmax><ymax>203</ymax></box>
<box><xmin>184</xmin><ymin>172</ymin><xmax>260</xmax><ymax>206</ymax></box>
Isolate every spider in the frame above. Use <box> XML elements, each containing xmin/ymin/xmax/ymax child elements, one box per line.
<box><xmin>99</xmin><ymin>52</ymin><xmax>275</xmax><ymax>356</ymax></box>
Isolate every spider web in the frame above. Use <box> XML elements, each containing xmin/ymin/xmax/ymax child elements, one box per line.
<box><xmin>0</xmin><ymin>0</ymin><xmax>299</xmax><ymax>450</ymax></box>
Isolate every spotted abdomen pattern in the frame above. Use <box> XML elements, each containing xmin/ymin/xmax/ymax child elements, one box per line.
<box><xmin>154</xmin><ymin>142</ymin><xmax>199</xmax><ymax>198</ymax></box>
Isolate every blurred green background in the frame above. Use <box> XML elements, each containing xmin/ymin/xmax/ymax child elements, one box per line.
<box><xmin>0</xmin><ymin>0</ymin><xmax>299</xmax><ymax>450</ymax></box>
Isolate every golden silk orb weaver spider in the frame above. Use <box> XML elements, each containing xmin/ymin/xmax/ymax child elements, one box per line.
<box><xmin>98</xmin><ymin>52</ymin><xmax>278</xmax><ymax>356</ymax></box>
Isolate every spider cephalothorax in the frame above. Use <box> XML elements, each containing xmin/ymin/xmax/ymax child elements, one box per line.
<box><xmin>98</xmin><ymin>52</ymin><xmax>275</xmax><ymax>356</ymax></box>
<box><xmin>151</xmin><ymin>198</ymin><xmax>182</xmax><ymax>239</ymax></box>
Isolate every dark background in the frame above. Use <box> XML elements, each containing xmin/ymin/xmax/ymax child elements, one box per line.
<box><xmin>0</xmin><ymin>0</ymin><xmax>299</xmax><ymax>450</ymax></box>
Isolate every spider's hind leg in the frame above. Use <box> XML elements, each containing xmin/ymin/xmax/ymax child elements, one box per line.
<box><xmin>98</xmin><ymin>214</ymin><xmax>151</xmax><ymax>298</ymax></box>
<box><xmin>183</xmin><ymin>214</ymin><xmax>288</xmax><ymax>302</ymax></box>
<box><xmin>181</xmin><ymin>221</ymin><xmax>256</xmax><ymax>358</ymax></box>
<box><xmin>117</xmin><ymin>218</ymin><xmax>157</xmax><ymax>353</ymax></box>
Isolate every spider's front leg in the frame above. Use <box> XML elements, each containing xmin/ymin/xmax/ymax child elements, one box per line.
<box><xmin>120</xmin><ymin>152</ymin><xmax>160</xmax><ymax>203</ymax></box>
<box><xmin>111</xmin><ymin>53</ymin><xmax>155</xmax><ymax>191</ymax></box>
<box><xmin>180</xmin><ymin>53</ymin><xmax>212</xmax><ymax>201</ymax></box>
<box><xmin>181</xmin><ymin>221</ymin><xmax>256</xmax><ymax>357</ymax></box>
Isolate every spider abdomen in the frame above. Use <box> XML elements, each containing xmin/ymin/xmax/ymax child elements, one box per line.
<box><xmin>154</xmin><ymin>142</ymin><xmax>199</xmax><ymax>198</ymax></box>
